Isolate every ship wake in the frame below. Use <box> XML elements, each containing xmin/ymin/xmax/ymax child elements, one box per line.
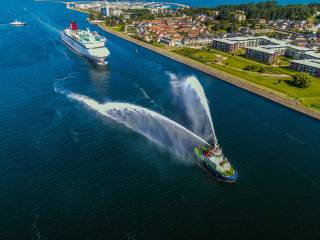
<box><xmin>29</xmin><ymin>12</ymin><xmax>60</xmax><ymax>34</ymax></box>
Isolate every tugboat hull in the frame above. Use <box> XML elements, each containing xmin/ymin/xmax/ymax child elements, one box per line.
<box><xmin>204</xmin><ymin>162</ymin><xmax>238</xmax><ymax>183</ymax></box>
<box><xmin>195</xmin><ymin>146</ymin><xmax>238</xmax><ymax>183</ymax></box>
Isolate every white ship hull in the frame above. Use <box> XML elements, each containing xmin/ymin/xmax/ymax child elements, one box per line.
<box><xmin>61</xmin><ymin>31</ymin><xmax>109</xmax><ymax>65</ymax></box>
<box><xmin>10</xmin><ymin>22</ymin><xmax>26</xmax><ymax>26</ymax></box>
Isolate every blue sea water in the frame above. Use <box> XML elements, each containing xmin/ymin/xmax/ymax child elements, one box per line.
<box><xmin>1</xmin><ymin>0</ymin><xmax>320</xmax><ymax>239</ymax></box>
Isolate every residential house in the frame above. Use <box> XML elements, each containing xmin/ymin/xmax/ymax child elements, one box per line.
<box><xmin>285</xmin><ymin>45</ymin><xmax>311</xmax><ymax>59</ymax></box>
<box><xmin>245</xmin><ymin>47</ymin><xmax>278</xmax><ymax>64</ymax></box>
<box><xmin>159</xmin><ymin>37</ymin><xmax>175</xmax><ymax>47</ymax></box>
<box><xmin>303</xmin><ymin>51</ymin><xmax>320</xmax><ymax>61</ymax></box>
<box><xmin>289</xmin><ymin>59</ymin><xmax>320</xmax><ymax>77</ymax></box>
<box><xmin>212</xmin><ymin>38</ymin><xmax>239</xmax><ymax>53</ymax></box>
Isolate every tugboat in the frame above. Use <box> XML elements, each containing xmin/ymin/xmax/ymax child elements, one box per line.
<box><xmin>194</xmin><ymin>144</ymin><xmax>238</xmax><ymax>183</ymax></box>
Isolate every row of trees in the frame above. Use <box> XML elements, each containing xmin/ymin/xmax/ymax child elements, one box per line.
<box><xmin>216</xmin><ymin>1</ymin><xmax>320</xmax><ymax>21</ymax></box>
<box><xmin>182</xmin><ymin>1</ymin><xmax>320</xmax><ymax>21</ymax></box>
<box><xmin>181</xmin><ymin>8</ymin><xmax>220</xmax><ymax>17</ymax></box>
<box><xmin>125</xmin><ymin>9</ymin><xmax>155</xmax><ymax>21</ymax></box>
<box><xmin>210</xmin><ymin>21</ymin><xmax>241</xmax><ymax>32</ymax></box>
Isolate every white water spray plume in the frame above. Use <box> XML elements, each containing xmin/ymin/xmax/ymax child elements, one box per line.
<box><xmin>56</xmin><ymin>88</ymin><xmax>211</xmax><ymax>161</ymax></box>
<box><xmin>168</xmin><ymin>73</ymin><xmax>217</xmax><ymax>144</ymax></box>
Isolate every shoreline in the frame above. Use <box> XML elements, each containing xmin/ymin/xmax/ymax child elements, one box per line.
<box><xmin>98</xmin><ymin>24</ymin><xmax>320</xmax><ymax>121</ymax></box>
<box><xmin>67</xmin><ymin>7</ymin><xmax>320</xmax><ymax>121</ymax></box>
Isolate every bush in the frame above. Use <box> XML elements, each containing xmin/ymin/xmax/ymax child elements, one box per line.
<box><xmin>243</xmin><ymin>65</ymin><xmax>251</xmax><ymax>71</ymax></box>
<box><xmin>89</xmin><ymin>12</ymin><xmax>95</xmax><ymax>20</ymax></box>
<box><xmin>243</xmin><ymin>65</ymin><xmax>265</xmax><ymax>73</ymax></box>
<box><xmin>293</xmin><ymin>73</ymin><xmax>311</xmax><ymax>88</ymax></box>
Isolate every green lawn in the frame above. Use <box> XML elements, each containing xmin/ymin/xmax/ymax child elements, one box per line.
<box><xmin>172</xmin><ymin>48</ymin><xmax>320</xmax><ymax>111</ymax></box>
<box><xmin>151</xmin><ymin>42</ymin><xmax>165</xmax><ymax>48</ymax></box>
<box><xmin>300</xmin><ymin>98</ymin><xmax>320</xmax><ymax>111</ymax></box>
<box><xmin>110</xmin><ymin>24</ymin><xmax>125</xmax><ymax>32</ymax></box>
<box><xmin>173</xmin><ymin>48</ymin><xmax>272</xmax><ymax>72</ymax></box>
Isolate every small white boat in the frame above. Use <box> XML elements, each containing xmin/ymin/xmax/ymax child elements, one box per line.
<box><xmin>10</xmin><ymin>20</ymin><xmax>27</xmax><ymax>26</ymax></box>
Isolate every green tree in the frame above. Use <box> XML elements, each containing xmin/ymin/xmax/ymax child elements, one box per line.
<box><xmin>220</xmin><ymin>21</ymin><xmax>229</xmax><ymax>31</ymax></box>
<box><xmin>89</xmin><ymin>12</ymin><xmax>95</xmax><ymax>20</ymax></box>
<box><xmin>212</xmin><ymin>22</ymin><xmax>220</xmax><ymax>31</ymax></box>
<box><xmin>293</xmin><ymin>73</ymin><xmax>311</xmax><ymax>88</ymax></box>
<box><xmin>226</xmin><ymin>23</ymin><xmax>239</xmax><ymax>32</ymax></box>
<box><xmin>96</xmin><ymin>12</ymin><xmax>103</xmax><ymax>20</ymax></box>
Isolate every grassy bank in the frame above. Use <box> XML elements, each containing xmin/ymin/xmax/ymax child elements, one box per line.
<box><xmin>64</xmin><ymin>6</ymin><xmax>320</xmax><ymax>119</ymax></box>
<box><xmin>94</xmin><ymin>23</ymin><xmax>320</xmax><ymax>120</ymax></box>
<box><xmin>172</xmin><ymin>48</ymin><xmax>320</xmax><ymax>111</ymax></box>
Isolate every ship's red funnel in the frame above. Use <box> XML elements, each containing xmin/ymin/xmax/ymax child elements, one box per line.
<box><xmin>70</xmin><ymin>21</ymin><xmax>78</xmax><ymax>30</ymax></box>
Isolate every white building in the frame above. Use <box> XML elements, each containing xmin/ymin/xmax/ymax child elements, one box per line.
<box><xmin>102</xmin><ymin>6</ymin><xmax>124</xmax><ymax>17</ymax></box>
<box><xmin>303</xmin><ymin>51</ymin><xmax>320</xmax><ymax>61</ymax></box>
<box><xmin>285</xmin><ymin>45</ymin><xmax>311</xmax><ymax>59</ymax></box>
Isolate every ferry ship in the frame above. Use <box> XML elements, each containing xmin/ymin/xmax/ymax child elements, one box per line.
<box><xmin>194</xmin><ymin>144</ymin><xmax>238</xmax><ymax>183</ymax></box>
<box><xmin>10</xmin><ymin>20</ymin><xmax>26</xmax><ymax>26</ymax></box>
<box><xmin>61</xmin><ymin>21</ymin><xmax>110</xmax><ymax>65</ymax></box>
